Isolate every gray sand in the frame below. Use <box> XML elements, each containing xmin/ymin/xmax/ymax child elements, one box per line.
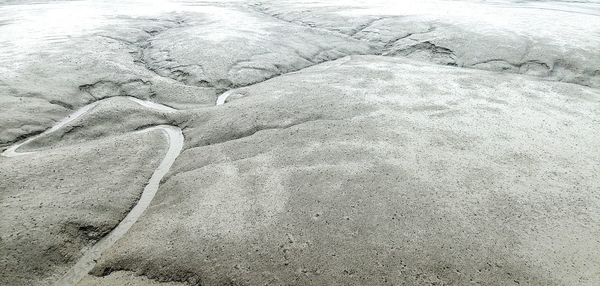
<box><xmin>0</xmin><ymin>0</ymin><xmax>599</xmax><ymax>285</ymax></box>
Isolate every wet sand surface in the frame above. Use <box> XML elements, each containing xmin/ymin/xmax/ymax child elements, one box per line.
<box><xmin>1</xmin><ymin>0</ymin><xmax>599</xmax><ymax>285</ymax></box>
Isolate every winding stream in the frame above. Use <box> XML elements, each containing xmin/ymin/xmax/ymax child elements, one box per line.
<box><xmin>1</xmin><ymin>96</ymin><xmax>183</xmax><ymax>286</ymax></box>
<box><xmin>216</xmin><ymin>90</ymin><xmax>235</xmax><ymax>106</ymax></box>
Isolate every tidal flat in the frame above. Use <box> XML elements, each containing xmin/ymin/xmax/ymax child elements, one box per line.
<box><xmin>1</xmin><ymin>1</ymin><xmax>599</xmax><ymax>285</ymax></box>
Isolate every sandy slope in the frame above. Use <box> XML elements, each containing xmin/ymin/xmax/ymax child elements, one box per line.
<box><xmin>91</xmin><ymin>55</ymin><xmax>600</xmax><ymax>286</ymax></box>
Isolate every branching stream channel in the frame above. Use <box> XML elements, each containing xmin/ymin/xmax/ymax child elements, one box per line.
<box><xmin>0</xmin><ymin>94</ymin><xmax>235</xmax><ymax>285</ymax></box>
